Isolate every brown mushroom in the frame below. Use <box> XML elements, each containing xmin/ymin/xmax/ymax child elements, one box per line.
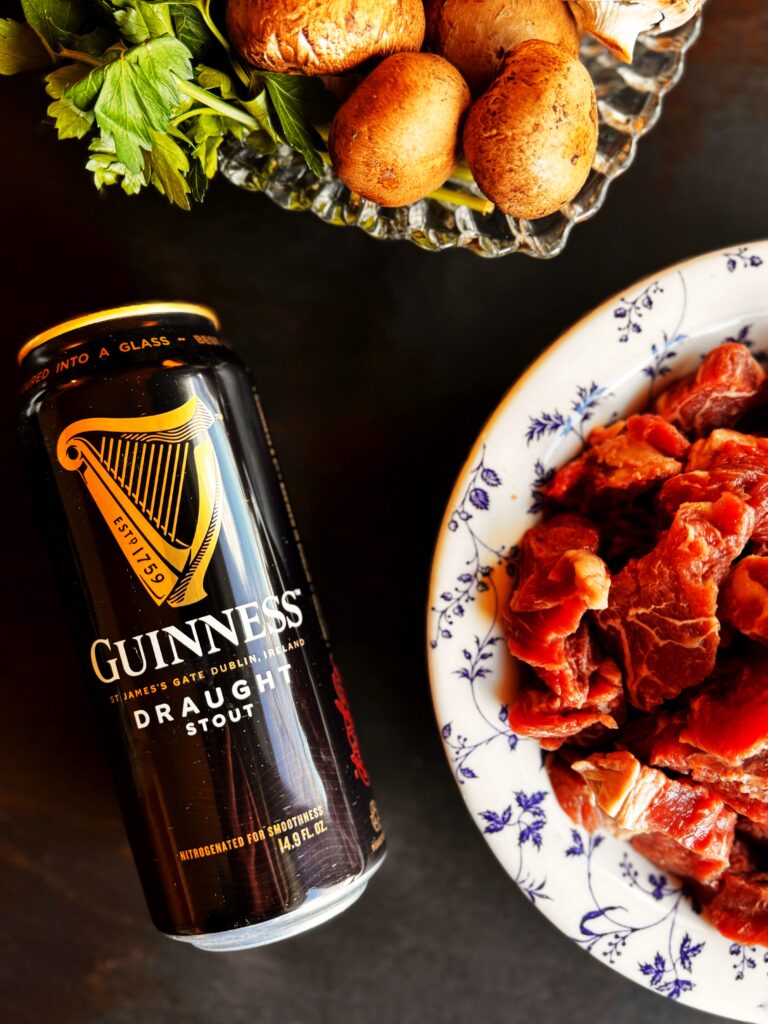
<box><xmin>226</xmin><ymin>0</ymin><xmax>427</xmax><ymax>75</ymax></box>
<box><xmin>463</xmin><ymin>39</ymin><xmax>598</xmax><ymax>219</ymax></box>
<box><xmin>328</xmin><ymin>52</ymin><xmax>471</xmax><ymax>207</ymax></box>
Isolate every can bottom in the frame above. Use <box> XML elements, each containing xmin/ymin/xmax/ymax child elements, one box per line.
<box><xmin>168</xmin><ymin>862</ymin><xmax>382</xmax><ymax>952</ymax></box>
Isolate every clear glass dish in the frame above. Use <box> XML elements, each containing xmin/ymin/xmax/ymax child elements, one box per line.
<box><xmin>218</xmin><ymin>14</ymin><xmax>703</xmax><ymax>259</ymax></box>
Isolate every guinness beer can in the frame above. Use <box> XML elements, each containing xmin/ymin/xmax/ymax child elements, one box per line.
<box><xmin>17</xmin><ymin>303</ymin><xmax>386</xmax><ymax>950</ymax></box>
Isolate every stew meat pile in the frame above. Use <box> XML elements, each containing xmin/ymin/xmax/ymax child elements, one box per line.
<box><xmin>506</xmin><ymin>342</ymin><xmax>768</xmax><ymax>945</ymax></box>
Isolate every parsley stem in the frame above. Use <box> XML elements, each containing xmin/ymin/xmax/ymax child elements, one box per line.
<box><xmin>57</xmin><ymin>48</ymin><xmax>102</xmax><ymax>67</ymax></box>
<box><xmin>428</xmin><ymin>187</ymin><xmax>495</xmax><ymax>216</ymax></box>
<box><xmin>197</xmin><ymin>0</ymin><xmax>251</xmax><ymax>88</ymax></box>
<box><xmin>177</xmin><ymin>79</ymin><xmax>260</xmax><ymax>131</ymax></box>
<box><xmin>170</xmin><ymin>107</ymin><xmax>209</xmax><ymax>127</ymax></box>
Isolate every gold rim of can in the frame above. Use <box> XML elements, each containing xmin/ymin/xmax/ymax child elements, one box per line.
<box><xmin>17</xmin><ymin>302</ymin><xmax>221</xmax><ymax>366</ymax></box>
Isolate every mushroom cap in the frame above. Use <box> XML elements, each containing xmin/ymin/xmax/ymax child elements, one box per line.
<box><xmin>227</xmin><ymin>0</ymin><xmax>427</xmax><ymax>74</ymax></box>
<box><xmin>426</xmin><ymin>0</ymin><xmax>580</xmax><ymax>94</ymax></box>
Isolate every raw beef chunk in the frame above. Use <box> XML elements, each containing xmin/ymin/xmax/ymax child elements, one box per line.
<box><xmin>654</xmin><ymin>752</ymin><xmax>768</xmax><ymax>826</ymax></box>
<box><xmin>659</xmin><ymin>429</ymin><xmax>768</xmax><ymax>542</ymax></box>
<box><xmin>594</xmin><ymin>494</ymin><xmax>753</xmax><ymax>710</ymax></box>
<box><xmin>632</xmin><ymin>829</ymin><xmax>757</xmax><ymax>893</ymax></box>
<box><xmin>546</xmin><ymin>752</ymin><xmax>605</xmax><ymax>832</ymax></box>
<box><xmin>509</xmin><ymin>654</ymin><xmax>624</xmax><ymax>749</ymax></box>
<box><xmin>547</xmin><ymin>414</ymin><xmax>689</xmax><ymax>513</ymax></box>
<box><xmin>645</xmin><ymin>719</ymin><xmax>768</xmax><ymax>826</ymax></box>
<box><xmin>630</xmin><ymin>832</ymin><xmax>728</xmax><ymax>887</ymax></box>
<box><xmin>681</xmin><ymin>656</ymin><xmax>768</xmax><ymax>765</ymax></box>
<box><xmin>658</xmin><ymin>469</ymin><xmax>768</xmax><ymax>544</ymax></box>
<box><xmin>506</xmin><ymin>514</ymin><xmax>611</xmax><ymax>708</ymax></box>
<box><xmin>706</xmin><ymin>873</ymin><xmax>768</xmax><ymax>945</ymax></box>
<box><xmin>509</xmin><ymin>688</ymin><xmax>617</xmax><ymax>749</ymax></box>
<box><xmin>688</xmin><ymin>428</ymin><xmax>768</xmax><ymax>474</ymax></box>
<box><xmin>572</xmin><ymin>751</ymin><xmax>735</xmax><ymax>876</ymax></box>
<box><xmin>640</xmin><ymin>711</ymin><xmax>697</xmax><ymax>773</ymax></box>
<box><xmin>611</xmin><ymin>712</ymin><xmax>744</xmax><ymax>871</ymax></box>
<box><xmin>702</xmin><ymin>782</ymin><xmax>768</xmax><ymax>827</ymax></box>
<box><xmin>720</xmin><ymin>557</ymin><xmax>768</xmax><ymax>642</ymax></box>
<box><xmin>535</xmin><ymin>620</ymin><xmax>616</xmax><ymax>708</ymax></box>
<box><xmin>653</xmin><ymin>342</ymin><xmax>765</xmax><ymax>437</ymax></box>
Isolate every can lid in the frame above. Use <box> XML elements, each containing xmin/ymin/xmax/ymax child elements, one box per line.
<box><xmin>17</xmin><ymin>302</ymin><xmax>221</xmax><ymax>366</ymax></box>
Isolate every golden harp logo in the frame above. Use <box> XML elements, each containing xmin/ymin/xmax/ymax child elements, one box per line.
<box><xmin>57</xmin><ymin>397</ymin><xmax>222</xmax><ymax>607</ymax></box>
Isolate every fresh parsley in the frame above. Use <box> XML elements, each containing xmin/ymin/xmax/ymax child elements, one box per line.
<box><xmin>0</xmin><ymin>0</ymin><xmax>335</xmax><ymax>206</ymax></box>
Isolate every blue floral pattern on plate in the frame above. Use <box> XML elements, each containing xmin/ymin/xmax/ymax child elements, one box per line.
<box><xmin>427</xmin><ymin>243</ymin><xmax>768</xmax><ymax>1022</ymax></box>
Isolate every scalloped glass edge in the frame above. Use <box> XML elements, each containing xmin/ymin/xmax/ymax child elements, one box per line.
<box><xmin>218</xmin><ymin>12</ymin><xmax>703</xmax><ymax>259</ymax></box>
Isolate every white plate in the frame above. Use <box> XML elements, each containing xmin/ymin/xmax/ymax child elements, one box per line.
<box><xmin>427</xmin><ymin>241</ymin><xmax>768</xmax><ymax>1020</ymax></box>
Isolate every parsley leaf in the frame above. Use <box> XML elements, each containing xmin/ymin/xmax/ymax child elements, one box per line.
<box><xmin>263</xmin><ymin>72</ymin><xmax>328</xmax><ymax>177</ymax></box>
<box><xmin>187</xmin><ymin>156</ymin><xmax>209</xmax><ymax>202</ymax></box>
<box><xmin>112</xmin><ymin>0</ymin><xmax>174</xmax><ymax>45</ymax></box>
<box><xmin>87</xmin><ymin>134</ymin><xmax>148</xmax><ymax>194</ymax></box>
<box><xmin>64</xmin><ymin>54</ymin><xmax>112</xmax><ymax>110</ymax></box>
<box><xmin>91</xmin><ymin>36</ymin><xmax>193</xmax><ymax>173</ymax></box>
<box><xmin>170</xmin><ymin>4</ymin><xmax>210</xmax><ymax>59</ymax></box>
<box><xmin>21</xmin><ymin>0</ymin><xmax>114</xmax><ymax>56</ymax></box>
<box><xmin>45</xmin><ymin>61</ymin><xmax>90</xmax><ymax>97</ymax></box>
<box><xmin>0</xmin><ymin>18</ymin><xmax>52</xmax><ymax>74</ymax></box>
<box><xmin>188</xmin><ymin>111</ymin><xmax>225</xmax><ymax>177</ymax></box>
<box><xmin>48</xmin><ymin>94</ymin><xmax>94</xmax><ymax>137</ymax></box>
<box><xmin>147</xmin><ymin>129</ymin><xmax>190</xmax><ymax>209</ymax></box>
<box><xmin>196</xmin><ymin>63</ymin><xmax>236</xmax><ymax>99</ymax></box>
<box><xmin>21</xmin><ymin>0</ymin><xmax>88</xmax><ymax>49</ymax></box>
<box><xmin>46</xmin><ymin>62</ymin><xmax>94</xmax><ymax>138</ymax></box>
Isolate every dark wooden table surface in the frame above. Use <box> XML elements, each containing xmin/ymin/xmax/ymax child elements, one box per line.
<box><xmin>1</xmin><ymin>4</ymin><xmax>767</xmax><ymax>1022</ymax></box>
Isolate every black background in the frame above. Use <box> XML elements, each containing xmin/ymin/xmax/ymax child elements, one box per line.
<box><xmin>1</xmin><ymin>3</ymin><xmax>767</xmax><ymax>1022</ymax></box>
